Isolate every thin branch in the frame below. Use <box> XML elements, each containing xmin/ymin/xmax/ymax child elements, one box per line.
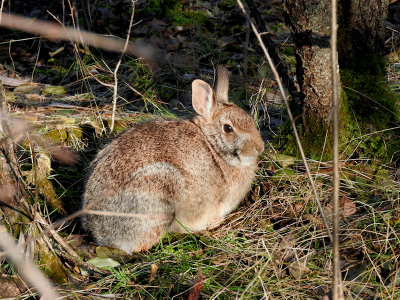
<box><xmin>32</xmin><ymin>205</ymin><xmax>107</xmax><ymax>274</ymax></box>
<box><xmin>0</xmin><ymin>13</ymin><xmax>154</xmax><ymax>63</ymax></box>
<box><xmin>110</xmin><ymin>0</ymin><xmax>136</xmax><ymax>132</ymax></box>
<box><xmin>86</xmin><ymin>209</ymin><xmax>169</xmax><ymax>220</ymax></box>
<box><xmin>236</xmin><ymin>0</ymin><xmax>333</xmax><ymax>242</ymax></box>
<box><xmin>330</xmin><ymin>0</ymin><xmax>344</xmax><ymax>298</ymax></box>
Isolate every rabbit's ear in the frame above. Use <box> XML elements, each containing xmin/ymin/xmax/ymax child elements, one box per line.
<box><xmin>192</xmin><ymin>79</ymin><xmax>215</xmax><ymax>120</ymax></box>
<box><xmin>214</xmin><ymin>65</ymin><xmax>229</xmax><ymax>103</ymax></box>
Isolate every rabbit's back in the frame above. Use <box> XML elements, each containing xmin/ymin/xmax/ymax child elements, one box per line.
<box><xmin>85</xmin><ymin>120</ymin><xmax>222</xmax><ymax>194</ymax></box>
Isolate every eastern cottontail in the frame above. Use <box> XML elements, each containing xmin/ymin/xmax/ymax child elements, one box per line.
<box><xmin>82</xmin><ymin>66</ymin><xmax>264</xmax><ymax>253</ymax></box>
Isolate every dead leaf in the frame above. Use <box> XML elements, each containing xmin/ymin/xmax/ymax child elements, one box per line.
<box><xmin>302</xmin><ymin>214</ymin><xmax>325</xmax><ymax>230</ymax></box>
<box><xmin>0</xmin><ymin>274</ymin><xmax>27</xmax><ymax>298</ymax></box>
<box><xmin>95</xmin><ymin>246</ymin><xmax>127</xmax><ymax>259</ymax></box>
<box><xmin>219</xmin><ymin>36</ymin><xmax>237</xmax><ymax>47</ymax></box>
<box><xmin>149</xmin><ymin>263</ymin><xmax>158</xmax><ymax>283</ymax></box>
<box><xmin>326</xmin><ymin>196</ymin><xmax>357</xmax><ymax>217</ymax></box>
<box><xmin>289</xmin><ymin>261</ymin><xmax>311</xmax><ymax>280</ymax></box>
<box><xmin>42</xmin><ymin>86</ymin><xmax>67</xmax><ymax>96</ymax></box>
<box><xmin>294</xmin><ymin>202</ymin><xmax>304</xmax><ymax>212</ymax></box>
<box><xmin>65</xmin><ymin>235</ymin><xmax>85</xmax><ymax>249</ymax></box>
<box><xmin>274</xmin><ymin>235</ymin><xmax>297</xmax><ymax>263</ymax></box>
<box><xmin>13</xmin><ymin>83</ymin><xmax>41</xmax><ymax>94</ymax></box>
<box><xmin>187</xmin><ymin>270</ymin><xmax>205</xmax><ymax>300</ymax></box>
<box><xmin>266</xmin><ymin>148</ymin><xmax>296</xmax><ymax>167</ymax></box>
<box><xmin>86</xmin><ymin>257</ymin><xmax>120</xmax><ymax>269</ymax></box>
<box><xmin>0</xmin><ymin>75</ymin><xmax>30</xmax><ymax>87</ymax></box>
<box><xmin>0</xmin><ymin>184</ymin><xmax>16</xmax><ymax>201</ymax></box>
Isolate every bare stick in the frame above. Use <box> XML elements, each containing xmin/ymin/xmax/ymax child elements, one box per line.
<box><xmin>0</xmin><ymin>226</ymin><xmax>60</xmax><ymax>300</ymax></box>
<box><xmin>110</xmin><ymin>0</ymin><xmax>136</xmax><ymax>132</ymax></box>
<box><xmin>330</xmin><ymin>0</ymin><xmax>344</xmax><ymax>299</ymax></box>
<box><xmin>0</xmin><ymin>13</ymin><xmax>154</xmax><ymax>61</ymax></box>
<box><xmin>236</xmin><ymin>0</ymin><xmax>333</xmax><ymax>242</ymax></box>
<box><xmin>86</xmin><ymin>209</ymin><xmax>169</xmax><ymax>220</ymax></box>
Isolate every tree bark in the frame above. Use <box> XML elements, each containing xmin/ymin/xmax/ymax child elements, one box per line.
<box><xmin>338</xmin><ymin>0</ymin><xmax>389</xmax><ymax>70</ymax></box>
<box><xmin>283</xmin><ymin>0</ymin><xmax>332</xmax><ymax>125</ymax></box>
<box><xmin>337</xmin><ymin>0</ymin><xmax>396</xmax><ymax>137</ymax></box>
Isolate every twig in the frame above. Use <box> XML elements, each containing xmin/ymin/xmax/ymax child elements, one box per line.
<box><xmin>236</xmin><ymin>0</ymin><xmax>333</xmax><ymax>242</ymax></box>
<box><xmin>110</xmin><ymin>0</ymin><xmax>136</xmax><ymax>132</ymax></box>
<box><xmin>86</xmin><ymin>209</ymin><xmax>169</xmax><ymax>220</ymax></box>
<box><xmin>330</xmin><ymin>0</ymin><xmax>344</xmax><ymax>299</ymax></box>
<box><xmin>0</xmin><ymin>225</ymin><xmax>60</xmax><ymax>300</ymax></box>
<box><xmin>243</xmin><ymin>16</ymin><xmax>250</xmax><ymax>88</ymax></box>
<box><xmin>0</xmin><ymin>13</ymin><xmax>154</xmax><ymax>62</ymax></box>
<box><xmin>32</xmin><ymin>207</ymin><xmax>107</xmax><ymax>274</ymax></box>
<box><xmin>22</xmin><ymin>189</ymin><xmax>116</xmax><ymax>253</ymax></box>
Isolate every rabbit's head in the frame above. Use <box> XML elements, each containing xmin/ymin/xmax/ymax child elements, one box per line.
<box><xmin>192</xmin><ymin>66</ymin><xmax>264</xmax><ymax>167</ymax></box>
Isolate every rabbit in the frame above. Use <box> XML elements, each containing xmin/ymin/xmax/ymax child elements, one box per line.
<box><xmin>81</xmin><ymin>66</ymin><xmax>264</xmax><ymax>253</ymax></box>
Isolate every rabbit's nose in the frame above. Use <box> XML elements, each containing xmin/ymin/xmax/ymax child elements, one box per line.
<box><xmin>254</xmin><ymin>136</ymin><xmax>265</xmax><ymax>154</ymax></box>
<box><xmin>241</xmin><ymin>136</ymin><xmax>264</xmax><ymax>157</ymax></box>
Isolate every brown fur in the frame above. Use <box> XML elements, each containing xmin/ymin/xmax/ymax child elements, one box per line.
<box><xmin>82</xmin><ymin>66</ymin><xmax>264</xmax><ymax>253</ymax></box>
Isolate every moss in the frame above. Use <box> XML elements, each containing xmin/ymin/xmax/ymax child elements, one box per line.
<box><xmin>148</xmin><ymin>0</ymin><xmax>207</xmax><ymax>26</ymax></box>
<box><xmin>341</xmin><ymin>68</ymin><xmax>398</xmax><ymax>129</ymax></box>
<box><xmin>171</xmin><ymin>10</ymin><xmax>207</xmax><ymax>26</ymax></box>
<box><xmin>339</xmin><ymin>64</ymin><xmax>399</xmax><ymax>161</ymax></box>
<box><xmin>293</xmin><ymin>119</ymin><xmax>331</xmax><ymax>159</ymax></box>
<box><xmin>281</xmin><ymin>54</ymin><xmax>296</xmax><ymax>73</ymax></box>
<box><xmin>271</xmin><ymin>22</ymin><xmax>289</xmax><ymax>34</ymax></box>
<box><xmin>44</xmin><ymin>127</ymin><xmax>84</xmax><ymax>145</ymax></box>
<box><xmin>219</xmin><ymin>0</ymin><xmax>235</xmax><ymax>9</ymax></box>
<box><xmin>277</xmin><ymin>101</ymin><xmax>324</xmax><ymax>159</ymax></box>
<box><xmin>38</xmin><ymin>243</ymin><xmax>68</xmax><ymax>284</ymax></box>
<box><xmin>280</xmin><ymin>46</ymin><xmax>296</xmax><ymax>72</ymax></box>
<box><xmin>45</xmin><ymin>129</ymin><xmax>68</xmax><ymax>143</ymax></box>
<box><xmin>70</xmin><ymin>127</ymin><xmax>83</xmax><ymax>140</ymax></box>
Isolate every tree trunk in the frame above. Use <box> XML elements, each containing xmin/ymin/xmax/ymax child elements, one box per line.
<box><xmin>282</xmin><ymin>0</ymin><xmax>395</xmax><ymax>158</ymax></box>
<box><xmin>338</xmin><ymin>0</ymin><xmax>389</xmax><ymax>69</ymax></box>
<box><xmin>283</xmin><ymin>0</ymin><xmax>334</xmax><ymax>153</ymax></box>
<box><xmin>338</xmin><ymin>0</ymin><xmax>396</xmax><ymax>136</ymax></box>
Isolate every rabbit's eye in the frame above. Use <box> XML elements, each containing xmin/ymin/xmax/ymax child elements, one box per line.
<box><xmin>223</xmin><ymin>124</ymin><xmax>233</xmax><ymax>133</ymax></box>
